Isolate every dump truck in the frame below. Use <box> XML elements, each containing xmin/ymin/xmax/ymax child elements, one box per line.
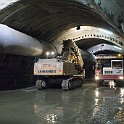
<box><xmin>95</xmin><ymin>54</ymin><xmax>124</xmax><ymax>86</ymax></box>
<box><xmin>34</xmin><ymin>39</ymin><xmax>84</xmax><ymax>90</ymax></box>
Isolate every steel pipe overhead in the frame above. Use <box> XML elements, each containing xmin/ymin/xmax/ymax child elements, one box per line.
<box><xmin>0</xmin><ymin>24</ymin><xmax>43</xmax><ymax>56</ymax></box>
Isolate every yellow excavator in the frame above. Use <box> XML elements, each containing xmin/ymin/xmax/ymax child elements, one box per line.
<box><xmin>34</xmin><ymin>39</ymin><xmax>84</xmax><ymax>90</ymax></box>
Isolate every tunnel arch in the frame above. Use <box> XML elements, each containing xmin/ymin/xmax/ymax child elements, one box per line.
<box><xmin>52</xmin><ymin>26</ymin><xmax>124</xmax><ymax>53</ymax></box>
<box><xmin>0</xmin><ymin>0</ymin><xmax>124</xmax><ymax>89</ymax></box>
<box><xmin>0</xmin><ymin>0</ymin><xmax>123</xmax><ymax>46</ymax></box>
<box><xmin>88</xmin><ymin>44</ymin><xmax>124</xmax><ymax>55</ymax></box>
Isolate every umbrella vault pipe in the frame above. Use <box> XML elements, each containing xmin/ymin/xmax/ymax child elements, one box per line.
<box><xmin>0</xmin><ymin>24</ymin><xmax>43</xmax><ymax>56</ymax></box>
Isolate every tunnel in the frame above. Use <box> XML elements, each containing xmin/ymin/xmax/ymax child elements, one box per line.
<box><xmin>1</xmin><ymin>1</ymin><xmax>124</xmax><ymax>123</ymax></box>
<box><xmin>0</xmin><ymin>0</ymin><xmax>124</xmax><ymax>89</ymax></box>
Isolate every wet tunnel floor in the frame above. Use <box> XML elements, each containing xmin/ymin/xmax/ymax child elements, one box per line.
<box><xmin>0</xmin><ymin>82</ymin><xmax>124</xmax><ymax>124</ymax></box>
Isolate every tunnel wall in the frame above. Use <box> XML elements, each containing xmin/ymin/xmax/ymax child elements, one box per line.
<box><xmin>76</xmin><ymin>0</ymin><xmax>123</xmax><ymax>32</ymax></box>
<box><xmin>94</xmin><ymin>0</ymin><xmax>123</xmax><ymax>31</ymax></box>
<box><xmin>0</xmin><ymin>53</ymin><xmax>35</xmax><ymax>90</ymax></box>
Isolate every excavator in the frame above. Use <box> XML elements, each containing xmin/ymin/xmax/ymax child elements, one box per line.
<box><xmin>34</xmin><ymin>39</ymin><xmax>84</xmax><ymax>90</ymax></box>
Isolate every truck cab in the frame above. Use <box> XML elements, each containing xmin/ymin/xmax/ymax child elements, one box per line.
<box><xmin>95</xmin><ymin>54</ymin><xmax>124</xmax><ymax>86</ymax></box>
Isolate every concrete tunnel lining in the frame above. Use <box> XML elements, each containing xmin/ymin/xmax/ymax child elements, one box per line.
<box><xmin>88</xmin><ymin>44</ymin><xmax>124</xmax><ymax>54</ymax></box>
<box><xmin>0</xmin><ymin>0</ymin><xmax>124</xmax><ymax>59</ymax></box>
<box><xmin>0</xmin><ymin>0</ymin><xmax>121</xmax><ymax>44</ymax></box>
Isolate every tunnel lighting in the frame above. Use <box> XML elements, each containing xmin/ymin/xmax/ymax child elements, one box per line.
<box><xmin>51</xmin><ymin>51</ymin><xmax>55</xmax><ymax>55</ymax></box>
<box><xmin>76</xmin><ymin>26</ymin><xmax>81</xmax><ymax>30</ymax></box>
<box><xmin>118</xmin><ymin>53</ymin><xmax>122</xmax><ymax>57</ymax></box>
<box><xmin>46</xmin><ymin>51</ymin><xmax>55</xmax><ymax>58</ymax></box>
<box><xmin>46</xmin><ymin>52</ymin><xmax>50</xmax><ymax>56</ymax></box>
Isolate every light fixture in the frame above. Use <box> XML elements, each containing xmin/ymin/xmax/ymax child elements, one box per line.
<box><xmin>46</xmin><ymin>52</ymin><xmax>50</xmax><ymax>56</ymax></box>
<box><xmin>118</xmin><ymin>54</ymin><xmax>122</xmax><ymax>57</ymax></box>
<box><xmin>76</xmin><ymin>25</ymin><xmax>80</xmax><ymax>30</ymax></box>
<box><xmin>51</xmin><ymin>51</ymin><xmax>55</xmax><ymax>55</ymax></box>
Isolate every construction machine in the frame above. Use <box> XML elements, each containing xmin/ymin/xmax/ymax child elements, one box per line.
<box><xmin>95</xmin><ymin>54</ymin><xmax>124</xmax><ymax>87</ymax></box>
<box><xmin>34</xmin><ymin>39</ymin><xmax>84</xmax><ymax>90</ymax></box>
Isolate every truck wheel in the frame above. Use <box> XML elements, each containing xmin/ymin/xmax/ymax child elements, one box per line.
<box><xmin>36</xmin><ymin>80</ymin><xmax>46</xmax><ymax>90</ymax></box>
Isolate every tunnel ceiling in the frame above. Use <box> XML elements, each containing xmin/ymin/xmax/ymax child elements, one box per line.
<box><xmin>76</xmin><ymin>38</ymin><xmax>115</xmax><ymax>50</ymax></box>
<box><xmin>114</xmin><ymin>0</ymin><xmax>124</xmax><ymax>11</ymax></box>
<box><xmin>0</xmin><ymin>0</ymin><xmax>124</xmax><ymax>52</ymax></box>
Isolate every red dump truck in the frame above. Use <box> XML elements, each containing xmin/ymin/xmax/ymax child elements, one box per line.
<box><xmin>95</xmin><ymin>54</ymin><xmax>124</xmax><ymax>86</ymax></box>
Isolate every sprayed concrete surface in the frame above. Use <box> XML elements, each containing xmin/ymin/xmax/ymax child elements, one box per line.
<box><xmin>0</xmin><ymin>81</ymin><xmax>124</xmax><ymax>124</ymax></box>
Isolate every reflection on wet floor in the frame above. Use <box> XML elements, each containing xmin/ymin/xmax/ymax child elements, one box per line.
<box><xmin>0</xmin><ymin>82</ymin><xmax>124</xmax><ymax>124</ymax></box>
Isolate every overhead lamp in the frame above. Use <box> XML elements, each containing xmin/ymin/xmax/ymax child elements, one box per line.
<box><xmin>76</xmin><ymin>25</ymin><xmax>80</xmax><ymax>30</ymax></box>
<box><xmin>118</xmin><ymin>53</ymin><xmax>122</xmax><ymax>57</ymax></box>
<box><xmin>51</xmin><ymin>51</ymin><xmax>55</xmax><ymax>55</ymax></box>
<box><xmin>46</xmin><ymin>52</ymin><xmax>50</xmax><ymax>56</ymax></box>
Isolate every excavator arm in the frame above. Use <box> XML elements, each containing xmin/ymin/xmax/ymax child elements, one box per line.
<box><xmin>61</xmin><ymin>39</ymin><xmax>84</xmax><ymax>73</ymax></box>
